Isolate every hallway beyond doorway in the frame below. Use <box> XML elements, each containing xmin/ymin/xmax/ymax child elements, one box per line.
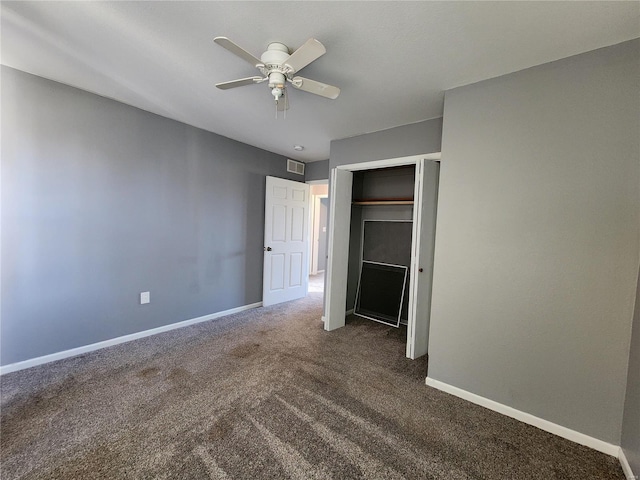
<box><xmin>308</xmin><ymin>272</ymin><xmax>324</xmax><ymax>293</ymax></box>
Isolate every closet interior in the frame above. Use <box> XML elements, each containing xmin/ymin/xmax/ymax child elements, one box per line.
<box><xmin>324</xmin><ymin>156</ymin><xmax>439</xmax><ymax>359</ymax></box>
<box><xmin>347</xmin><ymin>166</ymin><xmax>416</xmax><ymax>329</ymax></box>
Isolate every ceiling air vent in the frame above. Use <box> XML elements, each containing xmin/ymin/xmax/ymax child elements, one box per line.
<box><xmin>287</xmin><ymin>159</ymin><xmax>305</xmax><ymax>176</ymax></box>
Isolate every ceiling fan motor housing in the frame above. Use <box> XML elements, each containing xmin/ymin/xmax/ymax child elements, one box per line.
<box><xmin>261</xmin><ymin>42</ymin><xmax>291</xmax><ymax>88</ymax></box>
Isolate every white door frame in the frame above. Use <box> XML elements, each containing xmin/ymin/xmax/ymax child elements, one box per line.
<box><xmin>323</xmin><ymin>153</ymin><xmax>441</xmax><ymax>358</ymax></box>
<box><xmin>311</xmin><ymin>194</ymin><xmax>329</xmax><ymax>275</ymax></box>
<box><xmin>307</xmin><ymin>180</ymin><xmax>329</xmax><ymax>276</ymax></box>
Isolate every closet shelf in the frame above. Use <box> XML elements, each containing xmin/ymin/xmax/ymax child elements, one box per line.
<box><xmin>352</xmin><ymin>197</ymin><xmax>414</xmax><ymax>206</ymax></box>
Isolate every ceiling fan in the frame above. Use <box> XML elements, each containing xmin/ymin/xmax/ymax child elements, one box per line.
<box><xmin>213</xmin><ymin>37</ymin><xmax>340</xmax><ymax>111</ymax></box>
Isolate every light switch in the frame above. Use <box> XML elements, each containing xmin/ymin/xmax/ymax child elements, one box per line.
<box><xmin>140</xmin><ymin>291</ymin><xmax>150</xmax><ymax>304</ymax></box>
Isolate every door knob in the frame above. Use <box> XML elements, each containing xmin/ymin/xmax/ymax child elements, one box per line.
<box><xmin>264</xmin><ymin>246</ymin><xmax>272</xmax><ymax>251</ymax></box>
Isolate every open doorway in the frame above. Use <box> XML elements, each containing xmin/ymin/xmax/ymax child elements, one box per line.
<box><xmin>324</xmin><ymin>154</ymin><xmax>440</xmax><ymax>360</ymax></box>
<box><xmin>308</xmin><ymin>181</ymin><xmax>329</xmax><ymax>293</ymax></box>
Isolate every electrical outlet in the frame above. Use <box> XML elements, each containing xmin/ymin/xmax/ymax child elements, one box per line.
<box><xmin>140</xmin><ymin>291</ymin><xmax>150</xmax><ymax>305</ymax></box>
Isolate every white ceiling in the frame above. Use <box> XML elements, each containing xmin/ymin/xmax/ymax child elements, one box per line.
<box><xmin>2</xmin><ymin>2</ymin><xmax>638</xmax><ymax>162</ymax></box>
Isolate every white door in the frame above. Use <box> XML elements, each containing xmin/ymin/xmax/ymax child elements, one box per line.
<box><xmin>263</xmin><ymin>176</ymin><xmax>310</xmax><ymax>307</ymax></box>
<box><xmin>324</xmin><ymin>168</ymin><xmax>353</xmax><ymax>331</ymax></box>
<box><xmin>406</xmin><ymin>160</ymin><xmax>440</xmax><ymax>359</ymax></box>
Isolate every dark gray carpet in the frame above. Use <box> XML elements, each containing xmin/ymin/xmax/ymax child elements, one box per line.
<box><xmin>1</xmin><ymin>284</ymin><xmax>625</xmax><ymax>479</ymax></box>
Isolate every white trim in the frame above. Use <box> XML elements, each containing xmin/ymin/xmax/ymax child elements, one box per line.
<box><xmin>425</xmin><ymin>377</ymin><xmax>620</xmax><ymax>457</ymax></box>
<box><xmin>307</xmin><ymin>180</ymin><xmax>329</xmax><ymax>277</ymax></box>
<box><xmin>0</xmin><ymin>302</ymin><xmax>263</xmax><ymax>375</ymax></box>
<box><xmin>310</xmin><ymin>193</ymin><xmax>329</xmax><ymax>275</ymax></box>
<box><xmin>619</xmin><ymin>447</ymin><xmax>637</xmax><ymax>480</ymax></box>
<box><xmin>324</xmin><ymin>168</ymin><xmax>353</xmax><ymax>331</ymax></box>
<box><xmin>407</xmin><ymin>159</ymin><xmax>424</xmax><ymax>359</ymax></box>
<box><xmin>336</xmin><ymin>153</ymin><xmax>441</xmax><ymax>172</ymax></box>
<box><xmin>310</xmin><ymin>195</ymin><xmax>318</xmax><ymax>275</ymax></box>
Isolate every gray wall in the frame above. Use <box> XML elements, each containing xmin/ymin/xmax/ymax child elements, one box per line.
<box><xmin>1</xmin><ymin>66</ymin><xmax>298</xmax><ymax>366</ymax></box>
<box><xmin>305</xmin><ymin>159</ymin><xmax>329</xmax><ymax>181</ymax></box>
<box><xmin>330</xmin><ymin>118</ymin><xmax>442</xmax><ymax>169</ymax></box>
<box><xmin>622</xmin><ymin>267</ymin><xmax>640</xmax><ymax>475</ymax></box>
<box><xmin>429</xmin><ymin>39</ymin><xmax>640</xmax><ymax>443</ymax></box>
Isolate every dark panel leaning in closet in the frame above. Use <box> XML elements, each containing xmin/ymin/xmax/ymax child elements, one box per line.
<box><xmin>347</xmin><ymin>166</ymin><xmax>416</xmax><ymax>329</ymax></box>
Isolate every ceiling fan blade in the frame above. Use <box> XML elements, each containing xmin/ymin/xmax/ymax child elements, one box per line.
<box><xmin>284</xmin><ymin>38</ymin><xmax>326</xmax><ymax>73</ymax></box>
<box><xmin>216</xmin><ymin>76</ymin><xmax>264</xmax><ymax>90</ymax></box>
<box><xmin>291</xmin><ymin>76</ymin><xmax>340</xmax><ymax>99</ymax></box>
<box><xmin>214</xmin><ymin>37</ymin><xmax>263</xmax><ymax>68</ymax></box>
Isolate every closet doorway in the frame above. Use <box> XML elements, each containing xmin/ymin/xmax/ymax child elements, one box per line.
<box><xmin>323</xmin><ymin>154</ymin><xmax>440</xmax><ymax>359</ymax></box>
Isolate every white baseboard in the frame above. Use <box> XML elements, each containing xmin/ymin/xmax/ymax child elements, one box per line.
<box><xmin>0</xmin><ymin>302</ymin><xmax>263</xmax><ymax>375</ymax></box>
<box><xmin>425</xmin><ymin>377</ymin><xmax>620</xmax><ymax>457</ymax></box>
<box><xmin>346</xmin><ymin>309</ymin><xmax>354</xmax><ymax>316</ymax></box>
<box><xmin>619</xmin><ymin>447</ymin><xmax>637</xmax><ymax>480</ymax></box>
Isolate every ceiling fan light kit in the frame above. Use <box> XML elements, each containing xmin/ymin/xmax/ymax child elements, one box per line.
<box><xmin>261</xmin><ymin>42</ymin><xmax>288</xmax><ymax>101</ymax></box>
<box><xmin>213</xmin><ymin>36</ymin><xmax>340</xmax><ymax>113</ymax></box>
